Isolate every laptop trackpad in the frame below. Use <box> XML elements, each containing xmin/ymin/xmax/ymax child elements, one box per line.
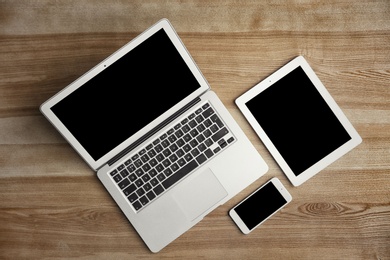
<box><xmin>173</xmin><ymin>168</ymin><xmax>228</xmax><ymax>221</ymax></box>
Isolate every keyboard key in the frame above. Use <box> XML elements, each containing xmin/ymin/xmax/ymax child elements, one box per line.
<box><xmin>198</xmin><ymin>143</ymin><xmax>206</xmax><ymax>152</ymax></box>
<box><xmin>203</xmin><ymin>129</ymin><xmax>212</xmax><ymax>138</ymax></box>
<box><xmin>146</xmin><ymin>191</ymin><xmax>156</xmax><ymax>201</ymax></box>
<box><xmin>175</xmin><ymin>129</ymin><xmax>184</xmax><ymax>138</ymax></box>
<box><xmin>136</xmin><ymin>188</ymin><xmax>145</xmax><ymax>197</ymax></box>
<box><xmin>113</xmin><ymin>174</ymin><xmax>122</xmax><ymax>183</ymax></box>
<box><xmin>147</xmin><ymin>149</ymin><xmax>156</xmax><ymax>158</ymax></box>
<box><xmin>169</xmin><ymin>154</ymin><xmax>178</xmax><ymax>162</ymax></box>
<box><xmin>134</xmin><ymin>159</ymin><xmax>143</xmax><ymax>168</ymax></box>
<box><xmin>129</xmin><ymin>173</ymin><xmax>137</xmax><ymax>182</ymax></box>
<box><xmin>211</xmin><ymin>114</ymin><xmax>224</xmax><ymax>128</ymax></box>
<box><xmin>183</xmin><ymin>134</ymin><xmax>191</xmax><ymax>142</ymax></box>
<box><xmin>109</xmin><ymin>169</ymin><xmax>118</xmax><ymax>176</ymax></box>
<box><xmin>161</xmin><ymin>140</ymin><xmax>169</xmax><ymax>148</ymax></box>
<box><xmin>181</xmin><ymin>118</ymin><xmax>188</xmax><ymax>125</ymax></box>
<box><xmin>182</xmin><ymin>125</ymin><xmax>190</xmax><ymax>133</ymax></box>
<box><xmin>156</xmin><ymin>164</ymin><xmax>164</xmax><ymax>172</ymax></box>
<box><xmin>162</xmin><ymin>160</ymin><xmax>198</xmax><ymax>189</ymax></box>
<box><xmin>188</xmin><ymin>120</ymin><xmax>197</xmax><ymax>128</ymax></box>
<box><xmin>169</xmin><ymin>143</ymin><xmax>178</xmax><ymax>153</ymax></box>
<box><xmin>157</xmin><ymin>173</ymin><xmax>166</xmax><ymax>181</ymax></box>
<box><xmin>177</xmin><ymin>158</ymin><xmax>186</xmax><ymax>167</ymax></box>
<box><xmin>120</xmin><ymin>169</ymin><xmax>129</xmax><ymax>177</ymax></box>
<box><xmin>149</xmin><ymin>169</ymin><xmax>157</xmax><ymax>178</ymax></box>
<box><xmin>168</xmin><ymin>135</ymin><xmax>177</xmax><ymax>143</ymax></box>
<box><xmin>132</xmin><ymin>201</ymin><xmax>142</xmax><ymax>211</ymax></box>
<box><xmin>176</xmin><ymin>149</ymin><xmax>185</xmax><ymax>158</ymax></box>
<box><xmin>127</xmin><ymin>192</ymin><xmax>138</xmax><ymax>202</ymax></box>
<box><xmin>204</xmin><ymin>149</ymin><xmax>214</xmax><ymax>158</ymax></box>
<box><xmin>142</xmin><ymin>174</ymin><xmax>151</xmax><ymax>182</ymax></box>
<box><xmin>184</xmin><ymin>153</ymin><xmax>193</xmax><ymax>162</ymax></box>
<box><xmin>203</xmin><ymin>119</ymin><xmax>212</xmax><ymax>128</ymax></box>
<box><xmin>210</xmin><ymin>124</ymin><xmax>219</xmax><ymax>133</ymax></box>
<box><xmin>202</xmin><ymin>107</ymin><xmax>214</xmax><ymax>118</ymax></box>
<box><xmin>139</xmin><ymin>196</ymin><xmax>149</xmax><ymax>206</ymax></box>
<box><xmin>135</xmin><ymin>179</ymin><xmax>144</xmax><ymax>188</ymax></box>
<box><xmin>170</xmin><ymin>163</ymin><xmax>179</xmax><ymax>172</ymax></box>
<box><xmin>163</xmin><ymin>148</ymin><xmax>171</xmax><ymax>157</ymax></box>
<box><xmin>196</xmin><ymin>134</ymin><xmax>205</xmax><ymax>143</ymax></box>
<box><xmin>124</xmin><ymin>159</ymin><xmax>132</xmax><ymax>166</ymax></box>
<box><xmin>153</xmin><ymin>185</ymin><xmax>164</xmax><ymax>196</ymax></box>
<box><xmin>155</xmin><ymin>144</ymin><xmax>163</xmax><ymax>153</ymax></box>
<box><xmin>149</xmin><ymin>158</ymin><xmax>157</xmax><ymax>167</ymax></box>
<box><xmin>190</xmin><ymin>129</ymin><xmax>199</xmax><ymax>137</ymax></box>
<box><xmin>196</xmin><ymin>154</ymin><xmax>207</xmax><ymax>165</ymax></box>
<box><xmin>212</xmin><ymin>127</ymin><xmax>229</xmax><ymax>142</ymax></box>
<box><xmin>156</xmin><ymin>154</ymin><xmax>164</xmax><ymax>162</ymax></box>
<box><xmin>123</xmin><ymin>184</ymin><xmax>137</xmax><ymax>196</ymax></box>
<box><xmin>183</xmin><ymin>144</ymin><xmax>191</xmax><ymax>153</ymax></box>
<box><xmin>164</xmin><ymin>168</ymin><xmax>173</xmax><ymax>176</ymax></box>
<box><xmin>127</xmin><ymin>164</ymin><xmax>135</xmax><ymax>173</ymax></box>
<box><xmin>195</xmin><ymin>115</ymin><xmax>204</xmax><ymax>123</ymax></box>
<box><xmin>141</xmin><ymin>154</ymin><xmax>149</xmax><ymax>163</ymax></box>
<box><xmin>142</xmin><ymin>163</ymin><xmax>151</xmax><ymax>172</ymax></box>
<box><xmin>162</xmin><ymin>159</ymin><xmax>171</xmax><ymax>167</ymax></box>
<box><xmin>195</xmin><ymin>108</ymin><xmax>202</xmax><ymax>114</ymax></box>
<box><xmin>188</xmin><ymin>113</ymin><xmax>195</xmax><ymax>120</ymax></box>
<box><xmin>119</xmin><ymin>178</ymin><xmax>130</xmax><ymax>189</ymax></box>
<box><xmin>144</xmin><ymin>183</ymin><xmax>152</xmax><ymax>191</ymax></box>
<box><xmin>135</xmin><ymin>169</ymin><xmax>144</xmax><ymax>177</ymax></box>
<box><xmin>205</xmin><ymin>138</ymin><xmax>213</xmax><ymax>147</ymax></box>
<box><xmin>150</xmin><ymin>178</ymin><xmax>159</xmax><ymax>187</ymax></box>
<box><xmin>191</xmin><ymin>148</ymin><xmax>200</xmax><ymax>157</ymax></box>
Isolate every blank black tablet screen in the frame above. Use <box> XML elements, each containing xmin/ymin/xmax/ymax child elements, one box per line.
<box><xmin>245</xmin><ymin>66</ymin><xmax>351</xmax><ymax>176</ymax></box>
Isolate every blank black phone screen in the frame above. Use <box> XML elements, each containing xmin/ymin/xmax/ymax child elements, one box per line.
<box><xmin>234</xmin><ymin>181</ymin><xmax>287</xmax><ymax>230</ymax></box>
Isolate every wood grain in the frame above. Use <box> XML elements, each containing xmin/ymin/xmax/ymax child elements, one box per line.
<box><xmin>1</xmin><ymin>0</ymin><xmax>389</xmax><ymax>259</ymax></box>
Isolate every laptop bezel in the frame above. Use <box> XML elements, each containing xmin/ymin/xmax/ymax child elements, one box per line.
<box><xmin>40</xmin><ymin>19</ymin><xmax>210</xmax><ymax>171</ymax></box>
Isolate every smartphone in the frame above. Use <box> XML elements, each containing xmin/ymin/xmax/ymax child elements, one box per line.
<box><xmin>229</xmin><ymin>177</ymin><xmax>292</xmax><ymax>234</ymax></box>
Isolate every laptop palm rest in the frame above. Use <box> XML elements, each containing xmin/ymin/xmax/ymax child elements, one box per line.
<box><xmin>173</xmin><ymin>168</ymin><xmax>228</xmax><ymax>221</ymax></box>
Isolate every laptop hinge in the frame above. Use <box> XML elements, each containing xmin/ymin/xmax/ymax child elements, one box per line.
<box><xmin>107</xmin><ymin>97</ymin><xmax>202</xmax><ymax>166</ymax></box>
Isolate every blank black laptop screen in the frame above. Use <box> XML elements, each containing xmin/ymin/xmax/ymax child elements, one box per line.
<box><xmin>51</xmin><ymin>29</ymin><xmax>201</xmax><ymax>161</ymax></box>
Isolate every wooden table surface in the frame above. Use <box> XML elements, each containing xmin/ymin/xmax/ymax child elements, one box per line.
<box><xmin>1</xmin><ymin>1</ymin><xmax>389</xmax><ymax>259</ymax></box>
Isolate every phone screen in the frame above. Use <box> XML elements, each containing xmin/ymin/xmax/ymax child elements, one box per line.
<box><xmin>233</xmin><ymin>181</ymin><xmax>288</xmax><ymax>230</ymax></box>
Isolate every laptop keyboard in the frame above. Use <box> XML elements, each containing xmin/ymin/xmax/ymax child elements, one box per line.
<box><xmin>109</xmin><ymin>102</ymin><xmax>235</xmax><ymax>212</ymax></box>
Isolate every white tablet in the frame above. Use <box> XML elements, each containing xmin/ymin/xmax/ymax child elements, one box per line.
<box><xmin>236</xmin><ymin>56</ymin><xmax>362</xmax><ymax>186</ymax></box>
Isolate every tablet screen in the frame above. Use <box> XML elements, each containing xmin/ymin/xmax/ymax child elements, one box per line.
<box><xmin>245</xmin><ymin>66</ymin><xmax>351</xmax><ymax>176</ymax></box>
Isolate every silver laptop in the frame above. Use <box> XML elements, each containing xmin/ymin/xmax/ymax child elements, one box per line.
<box><xmin>40</xmin><ymin>19</ymin><xmax>268</xmax><ymax>252</ymax></box>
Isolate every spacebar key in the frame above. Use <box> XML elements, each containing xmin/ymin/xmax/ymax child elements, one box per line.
<box><xmin>162</xmin><ymin>160</ymin><xmax>198</xmax><ymax>189</ymax></box>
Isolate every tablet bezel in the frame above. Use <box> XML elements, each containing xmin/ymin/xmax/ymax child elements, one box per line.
<box><xmin>236</xmin><ymin>56</ymin><xmax>362</xmax><ymax>186</ymax></box>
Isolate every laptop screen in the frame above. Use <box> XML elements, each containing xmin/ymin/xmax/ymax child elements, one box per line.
<box><xmin>51</xmin><ymin>29</ymin><xmax>201</xmax><ymax>161</ymax></box>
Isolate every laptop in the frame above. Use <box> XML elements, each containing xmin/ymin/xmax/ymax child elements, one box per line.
<box><xmin>40</xmin><ymin>18</ymin><xmax>268</xmax><ymax>252</ymax></box>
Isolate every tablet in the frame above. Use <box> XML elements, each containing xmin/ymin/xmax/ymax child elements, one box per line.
<box><xmin>236</xmin><ymin>56</ymin><xmax>362</xmax><ymax>186</ymax></box>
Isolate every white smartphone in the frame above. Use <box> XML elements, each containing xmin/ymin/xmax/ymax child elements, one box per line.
<box><xmin>229</xmin><ymin>177</ymin><xmax>292</xmax><ymax>234</ymax></box>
